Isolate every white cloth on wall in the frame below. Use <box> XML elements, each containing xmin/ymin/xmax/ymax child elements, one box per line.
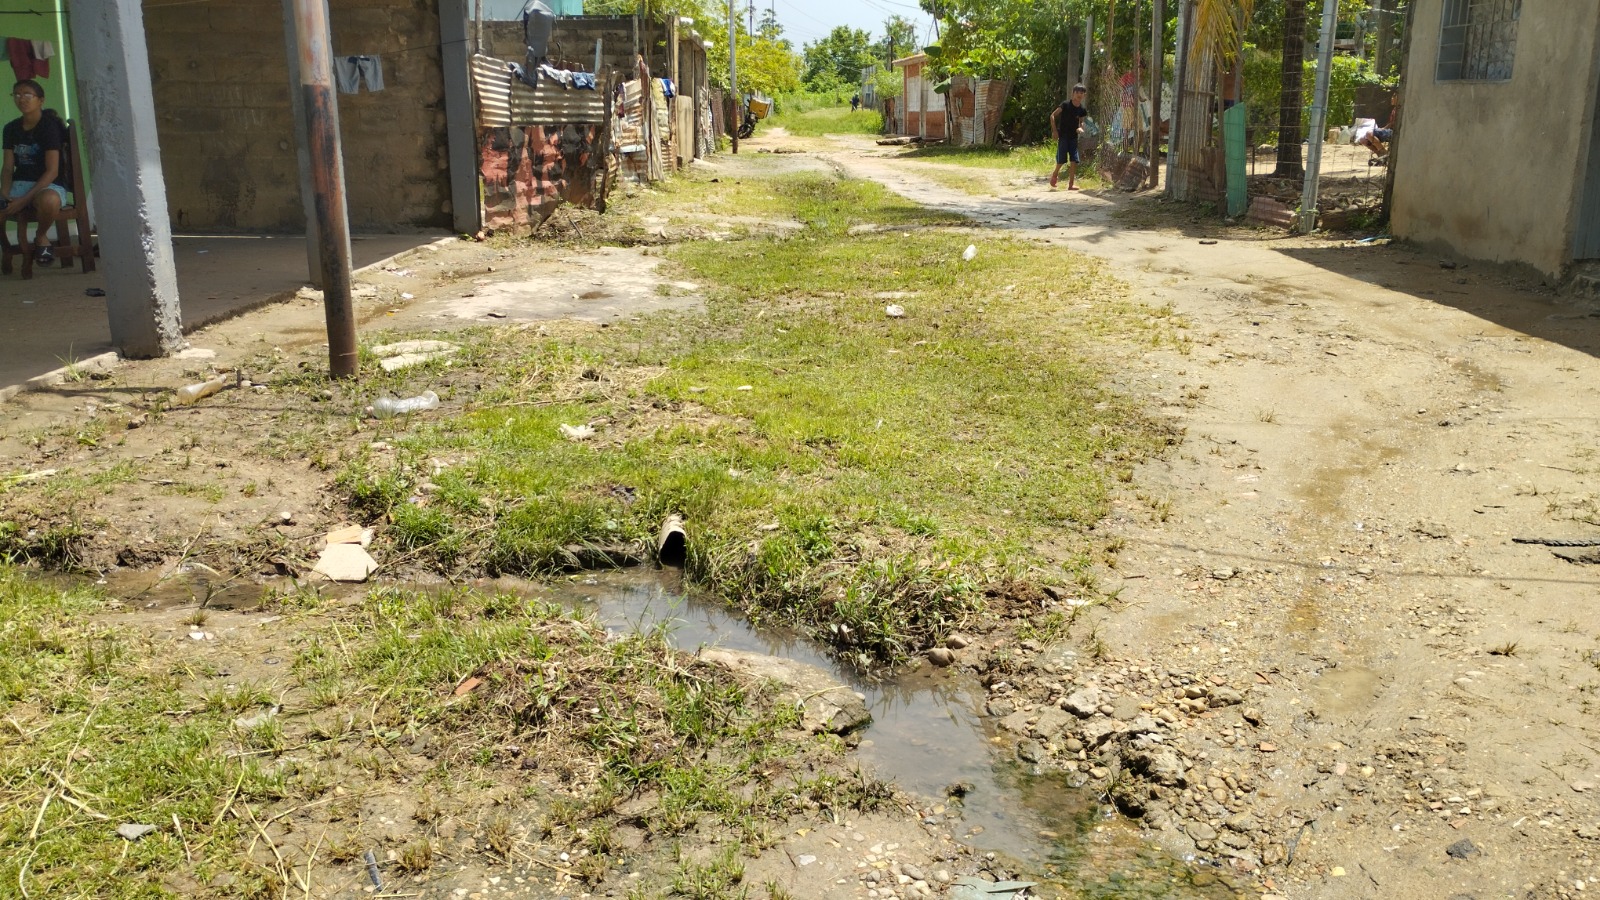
<box><xmin>30</xmin><ymin>40</ymin><xmax>54</xmax><ymax>61</ymax></box>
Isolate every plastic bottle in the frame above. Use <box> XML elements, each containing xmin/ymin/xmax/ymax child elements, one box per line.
<box><xmin>174</xmin><ymin>375</ymin><xmax>229</xmax><ymax>405</ymax></box>
<box><xmin>369</xmin><ymin>391</ymin><xmax>440</xmax><ymax>418</ymax></box>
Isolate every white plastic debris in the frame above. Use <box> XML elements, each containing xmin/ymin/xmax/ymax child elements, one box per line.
<box><xmin>962</xmin><ymin>244</ymin><xmax>978</xmax><ymax>261</ymax></box>
<box><xmin>559</xmin><ymin>424</ymin><xmax>597</xmax><ymax>441</ymax></box>
<box><xmin>885</xmin><ymin>304</ymin><xmax>906</xmax><ymax>318</ymax></box>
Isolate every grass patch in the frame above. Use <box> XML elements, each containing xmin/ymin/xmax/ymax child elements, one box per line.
<box><xmin>896</xmin><ymin>143</ymin><xmax>1107</xmax><ymax>190</ymax></box>
<box><xmin>327</xmin><ymin>168</ymin><xmax>1178</xmax><ymax>664</ymax></box>
<box><xmin>0</xmin><ymin>567</ymin><xmax>862</xmax><ymax>898</ymax></box>
<box><xmin>764</xmin><ymin>104</ymin><xmax>883</xmax><ymax>137</ymax></box>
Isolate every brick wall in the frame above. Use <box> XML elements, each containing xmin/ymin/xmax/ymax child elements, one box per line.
<box><xmin>144</xmin><ymin>0</ymin><xmax>451</xmax><ymax>232</ymax></box>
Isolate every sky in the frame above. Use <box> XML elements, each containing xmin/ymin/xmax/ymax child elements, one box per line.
<box><xmin>755</xmin><ymin>0</ymin><xmax>938</xmax><ymax>50</ymax></box>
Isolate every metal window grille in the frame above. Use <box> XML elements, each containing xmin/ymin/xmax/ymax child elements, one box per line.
<box><xmin>1437</xmin><ymin>0</ymin><xmax>1520</xmax><ymax>81</ymax></box>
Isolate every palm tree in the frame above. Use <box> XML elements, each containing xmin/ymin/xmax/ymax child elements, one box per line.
<box><xmin>1274</xmin><ymin>0</ymin><xmax>1308</xmax><ymax>177</ymax></box>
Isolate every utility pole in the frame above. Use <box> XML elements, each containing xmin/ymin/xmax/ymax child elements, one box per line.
<box><xmin>289</xmin><ymin>0</ymin><xmax>358</xmax><ymax>377</ymax></box>
<box><xmin>1296</xmin><ymin>0</ymin><xmax>1340</xmax><ymax>234</ymax></box>
<box><xmin>748</xmin><ymin>0</ymin><xmax>755</xmax><ymax>37</ymax></box>
<box><xmin>729</xmin><ymin>0</ymin><xmax>739</xmax><ymax>154</ymax></box>
<box><xmin>1148</xmin><ymin>0</ymin><xmax>1164</xmax><ymax>188</ymax></box>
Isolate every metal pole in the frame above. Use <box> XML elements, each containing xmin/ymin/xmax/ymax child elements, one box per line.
<box><xmin>290</xmin><ymin>0</ymin><xmax>358</xmax><ymax>378</ymax></box>
<box><xmin>1296</xmin><ymin>0</ymin><xmax>1340</xmax><ymax>234</ymax></box>
<box><xmin>729</xmin><ymin>0</ymin><xmax>739</xmax><ymax>153</ymax></box>
<box><xmin>1149</xmin><ymin>0</ymin><xmax>1164</xmax><ymax>188</ymax></box>
<box><xmin>474</xmin><ymin>0</ymin><xmax>484</xmax><ymax>54</ymax></box>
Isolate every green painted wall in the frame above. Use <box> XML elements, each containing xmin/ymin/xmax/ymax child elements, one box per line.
<box><xmin>0</xmin><ymin>0</ymin><xmax>78</xmax><ymax>123</ymax></box>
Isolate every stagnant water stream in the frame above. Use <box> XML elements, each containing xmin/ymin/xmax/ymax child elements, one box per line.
<box><xmin>530</xmin><ymin>569</ymin><xmax>1242</xmax><ymax>899</ymax></box>
<box><xmin>104</xmin><ymin>566</ymin><xmax>1241</xmax><ymax>897</ymax></box>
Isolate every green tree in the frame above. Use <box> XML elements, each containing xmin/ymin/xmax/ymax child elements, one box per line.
<box><xmin>802</xmin><ymin>26</ymin><xmax>877</xmax><ymax>91</ymax></box>
<box><xmin>874</xmin><ymin>15</ymin><xmax>920</xmax><ymax>65</ymax></box>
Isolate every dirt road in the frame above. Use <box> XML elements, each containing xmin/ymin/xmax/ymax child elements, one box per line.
<box><xmin>824</xmin><ymin>136</ymin><xmax>1600</xmax><ymax>897</ymax></box>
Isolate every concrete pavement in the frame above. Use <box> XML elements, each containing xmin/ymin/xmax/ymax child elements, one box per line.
<box><xmin>0</xmin><ymin>232</ymin><xmax>446</xmax><ymax>398</ymax></box>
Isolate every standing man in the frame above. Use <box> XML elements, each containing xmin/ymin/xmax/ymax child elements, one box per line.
<box><xmin>1049</xmin><ymin>84</ymin><xmax>1090</xmax><ymax>191</ymax></box>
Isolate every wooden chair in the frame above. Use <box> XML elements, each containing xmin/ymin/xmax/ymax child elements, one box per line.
<box><xmin>0</xmin><ymin>120</ymin><xmax>96</xmax><ymax>279</ymax></box>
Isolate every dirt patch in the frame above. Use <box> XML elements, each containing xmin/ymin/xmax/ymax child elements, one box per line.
<box><xmin>826</xmin><ymin>133</ymin><xmax>1600</xmax><ymax>899</ymax></box>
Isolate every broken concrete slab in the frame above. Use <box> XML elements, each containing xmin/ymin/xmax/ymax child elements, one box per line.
<box><xmin>378</xmin><ymin>350</ymin><xmax>455</xmax><ymax>372</ymax></box>
<box><xmin>312</xmin><ymin>543</ymin><xmax>379</xmax><ymax>583</ymax></box>
<box><xmin>699</xmin><ymin>648</ymin><xmax>870</xmax><ymax>735</ymax></box>
<box><xmin>369</xmin><ymin>340</ymin><xmax>458</xmax><ymax>357</ymax></box>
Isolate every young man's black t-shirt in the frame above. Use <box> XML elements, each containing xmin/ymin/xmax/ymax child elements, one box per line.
<box><xmin>1057</xmin><ymin>101</ymin><xmax>1089</xmax><ymax>147</ymax></box>
<box><xmin>3</xmin><ymin>116</ymin><xmax>66</xmax><ymax>186</ymax></box>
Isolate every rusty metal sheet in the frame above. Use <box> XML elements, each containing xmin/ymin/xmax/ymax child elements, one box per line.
<box><xmin>472</xmin><ymin>54</ymin><xmax>606</xmax><ymax>127</ymax></box>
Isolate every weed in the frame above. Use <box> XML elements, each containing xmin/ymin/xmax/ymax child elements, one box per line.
<box><xmin>671</xmin><ymin>846</ymin><xmax>747</xmax><ymax>899</ymax></box>
<box><xmin>1489</xmin><ymin>641</ymin><xmax>1520</xmax><ymax>657</ymax></box>
<box><xmin>397</xmin><ymin>839</ymin><xmax>435</xmax><ymax>873</ymax></box>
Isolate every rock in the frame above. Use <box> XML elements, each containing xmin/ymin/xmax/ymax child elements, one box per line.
<box><xmin>1210</xmin><ymin>567</ymin><xmax>1235</xmax><ymax>580</ymax></box>
<box><xmin>1225</xmin><ymin>813</ymin><xmax>1257</xmax><ymax>832</ymax></box>
<box><xmin>1080</xmin><ymin>718</ymin><xmax>1119</xmax><ymax>749</ymax></box>
<box><xmin>312</xmin><ymin>544</ymin><xmax>379</xmax><ymax>583</ymax></box>
<box><xmin>1187</xmin><ymin>822</ymin><xmax>1218</xmax><ymax>843</ymax></box>
<box><xmin>946</xmin><ymin>633</ymin><xmax>972</xmax><ymax>650</ymax></box>
<box><xmin>1017</xmin><ymin>739</ymin><xmax>1045</xmax><ymax>763</ymax></box>
<box><xmin>1242</xmin><ymin>707</ymin><xmax>1264</xmax><ymax>726</ymax></box>
<box><xmin>1446</xmin><ymin>838</ymin><xmax>1482</xmax><ymax>860</ymax></box>
<box><xmin>1207</xmin><ymin>687</ymin><xmax>1244</xmax><ymax>707</ymax></box>
<box><xmin>699</xmin><ymin>648</ymin><xmax>870</xmax><ymax>735</ymax></box>
<box><xmin>902</xmin><ymin>864</ymin><xmax>926</xmax><ymax>883</ymax></box>
<box><xmin>1575</xmin><ymin>781</ymin><xmax>1595</xmax><ymax>794</ymax></box>
<box><xmin>928</xmin><ymin>647</ymin><xmax>957</xmax><ymax>667</ymax></box>
<box><xmin>1262</xmin><ymin>843</ymin><xmax>1287</xmax><ymax>866</ymax></box>
<box><xmin>117</xmin><ymin>823</ymin><xmax>158</xmax><ymax>841</ymax></box>
<box><xmin>1125</xmin><ymin>715</ymin><xmax>1162</xmax><ymax>736</ymax></box>
<box><xmin>1063</xmin><ymin>737</ymin><xmax>1084</xmax><ymax>753</ymax></box>
<box><xmin>233</xmin><ymin>707</ymin><xmax>279</xmax><ymax>730</ymax></box>
<box><xmin>999</xmin><ymin>710</ymin><xmax>1033</xmax><ymax>735</ymax></box>
<box><xmin>370</xmin><ymin>339</ymin><xmax>458</xmax><ymax>357</ymax></box>
<box><xmin>1125</xmin><ymin>748</ymin><xmax>1187</xmax><ymax>787</ymax></box>
<box><xmin>986</xmin><ymin>698</ymin><xmax>1016</xmax><ymax>718</ymax></box>
<box><xmin>1030</xmin><ymin>708</ymin><xmax>1074</xmax><ymax>740</ymax></box>
<box><xmin>1062</xmin><ymin>687</ymin><xmax>1104</xmax><ymax>718</ymax></box>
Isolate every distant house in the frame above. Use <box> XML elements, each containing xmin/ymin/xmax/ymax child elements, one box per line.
<box><xmin>892</xmin><ymin>53</ymin><xmax>946</xmax><ymax>141</ymax></box>
<box><xmin>1392</xmin><ymin>1</ymin><xmax>1600</xmax><ymax>281</ymax></box>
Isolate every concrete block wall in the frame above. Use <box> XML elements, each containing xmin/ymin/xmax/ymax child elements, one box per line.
<box><xmin>144</xmin><ymin>0</ymin><xmax>451</xmax><ymax>232</ymax></box>
<box><xmin>1392</xmin><ymin>0</ymin><xmax>1600</xmax><ymax>278</ymax></box>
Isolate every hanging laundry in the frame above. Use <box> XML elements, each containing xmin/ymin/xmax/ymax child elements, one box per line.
<box><xmin>660</xmin><ymin>77</ymin><xmax>676</xmax><ymax>101</ymax></box>
<box><xmin>6</xmin><ymin>37</ymin><xmax>48</xmax><ymax>81</ymax></box>
<box><xmin>333</xmin><ymin>56</ymin><xmax>384</xmax><ymax>94</ymax></box>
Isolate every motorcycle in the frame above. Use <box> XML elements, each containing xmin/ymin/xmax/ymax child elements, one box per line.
<box><xmin>738</xmin><ymin>96</ymin><xmax>771</xmax><ymax>139</ymax></box>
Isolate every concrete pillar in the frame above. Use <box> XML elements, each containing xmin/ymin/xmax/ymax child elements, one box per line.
<box><xmin>67</xmin><ymin>0</ymin><xmax>181</xmax><ymax>359</ymax></box>
<box><xmin>283</xmin><ymin>0</ymin><xmax>326</xmax><ymax>285</ymax></box>
<box><xmin>439</xmin><ymin>0</ymin><xmax>483</xmax><ymax>235</ymax></box>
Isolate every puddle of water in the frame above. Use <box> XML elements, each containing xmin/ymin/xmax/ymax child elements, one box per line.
<box><xmin>523</xmin><ymin>569</ymin><xmax>1241</xmax><ymax>897</ymax></box>
<box><xmin>1308</xmin><ymin>664</ymin><xmax>1383</xmax><ymax>718</ymax></box>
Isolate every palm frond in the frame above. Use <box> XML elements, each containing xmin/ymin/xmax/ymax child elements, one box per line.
<box><xmin>1192</xmin><ymin>0</ymin><xmax>1256</xmax><ymax>64</ymax></box>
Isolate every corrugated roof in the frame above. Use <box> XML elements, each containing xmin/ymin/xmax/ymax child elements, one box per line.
<box><xmin>472</xmin><ymin>54</ymin><xmax>607</xmax><ymax>127</ymax></box>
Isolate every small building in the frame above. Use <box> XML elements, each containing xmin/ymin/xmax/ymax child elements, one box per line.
<box><xmin>1392</xmin><ymin>0</ymin><xmax>1600</xmax><ymax>281</ymax></box>
<box><xmin>892</xmin><ymin>53</ymin><xmax>945</xmax><ymax>141</ymax></box>
<box><xmin>946</xmin><ymin>76</ymin><xmax>1011</xmax><ymax>147</ymax></box>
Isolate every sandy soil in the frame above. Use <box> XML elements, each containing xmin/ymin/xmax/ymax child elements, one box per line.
<box><xmin>824</xmin><ymin>135</ymin><xmax>1600</xmax><ymax>898</ymax></box>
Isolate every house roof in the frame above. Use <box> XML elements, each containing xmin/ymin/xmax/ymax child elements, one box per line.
<box><xmin>891</xmin><ymin>53</ymin><xmax>927</xmax><ymax>69</ymax></box>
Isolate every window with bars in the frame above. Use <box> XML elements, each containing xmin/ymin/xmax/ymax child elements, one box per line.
<box><xmin>1437</xmin><ymin>0</ymin><xmax>1521</xmax><ymax>81</ymax></box>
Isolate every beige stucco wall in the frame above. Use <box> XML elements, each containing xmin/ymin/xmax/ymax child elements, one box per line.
<box><xmin>1392</xmin><ymin>0</ymin><xmax>1600</xmax><ymax>278</ymax></box>
<box><xmin>144</xmin><ymin>0</ymin><xmax>451</xmax><ymax>232</ymax></box>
